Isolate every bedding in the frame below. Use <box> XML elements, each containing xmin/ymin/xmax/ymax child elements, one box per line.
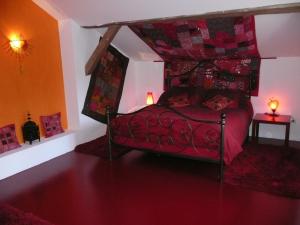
<box><xmin>110</xmin><ymin>89</ymin><xmax>253</xmax><ymax>165</ymax></box>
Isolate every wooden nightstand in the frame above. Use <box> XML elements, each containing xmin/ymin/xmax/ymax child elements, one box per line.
<box><xmin>252</xmin><ymin>113</ymin><xmax>291</xmax><ymax>146</ymax></box>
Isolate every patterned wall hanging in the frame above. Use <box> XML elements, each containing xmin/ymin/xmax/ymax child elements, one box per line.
<box><xmin>130</xmin><ymin>16</ymin><xmax>260</xmax><ymax>96</ymax></box>
<box><xmin>82</xmin><ymin>42</ymin><xmax>129</xmax><ymax>123</ymax></box>
<box><xmin>164</xmin><ymin>58</ymin><xmax>260</xmax><ymax>96</ymax></box>
<box><xmin>130</xmin><ymin>16</ymin><xmax>259</xmax><ymax>61</ymax></box>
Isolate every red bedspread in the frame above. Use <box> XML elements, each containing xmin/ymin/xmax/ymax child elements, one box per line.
<box><xmin>111</xmin><ymin>103</ymin><xmax>253</xmax><ymax>165</ymax></box>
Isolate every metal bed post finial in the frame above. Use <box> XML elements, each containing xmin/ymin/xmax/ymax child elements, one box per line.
<box><xmin>219</xmin><ymin>113</ymin><xmax>226</xmax><ymax>182</ymax></box>
<box><xmin>106</xmin><ymin>106</ymin><xmax>113</xmax><ymax>161</ymax></box>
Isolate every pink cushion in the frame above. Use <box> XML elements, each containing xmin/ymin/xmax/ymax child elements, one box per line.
<box><xmin>40</xmin><ymin>112</ymin><xmax>64</xmax><ymax>138</ymax></box>
<box><xmin>0</xmin><ymin>124</ymin><xmax>21</xmax><ymax>153</ymax></box>
<box><xmin>203</xmin><ymin>95</ymin><xmax>235</xmax><ymax>111</ymax></box>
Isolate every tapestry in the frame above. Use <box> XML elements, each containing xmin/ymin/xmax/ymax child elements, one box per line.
<box><xmin>164</xmin><ymin>58</ymin><xmax>260</xmax><ymax>96</ymax></box>
<box><xmin>130</xmin><ymin>16</ymin><xmax>259</xmax><ymax>61</ymax></box>
<box><xmin>82</xmin><ymin>43</ymin><xmax>129</xmax><ymax>123</ymax></box>
<box><xmin>130</xmin><ymin>16</ymin><xmax>260</xmax><ymax>96</ymax></box>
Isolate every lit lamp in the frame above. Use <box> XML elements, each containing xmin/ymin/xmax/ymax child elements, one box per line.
<box><xmin>9</xmin><ymin>35</ymin><xmax>27</xmax><ymax>53</ymax></box>
<box><xmin>268</xmin><ymin>98</ymin><xmax>279</xmax><ymax>116</ymax></box>
<box><xmin>146</xmin><ymin>92</ymin><xmax>154</xmax><ymax>105</ymax></box>
<box><xmin>10</xmin><ymin>39</ymin><xmax>26</xmax><ymax>52</ymax></box>
<box><xmin>6</xmin><ymin>34</ymin><xmax>28</xmax><ymax>74</ymax></box>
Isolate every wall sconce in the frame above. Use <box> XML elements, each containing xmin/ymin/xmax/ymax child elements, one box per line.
<box><xmin>8</xmin><ymin>34</ymin><xmax>27</xmax><ymax>53</ymax></box>
<box><xmin>6</xmin><ymin>33</ymin><xmax>29</xmax><ymax>74</ymax></box>
<box><xmin>146</xmin><ymin>92</ymin><xmax>154</xmax><ymax>105</ymax></box>
<box><xmin>268</xmin><ymin>98</ymin><xmax>279</xmax><ymax>116</ymax></box>
<box><xmin>10</xmin><ymin>39</ymin><xmax>27</xmax><ymax>52</ymax></box>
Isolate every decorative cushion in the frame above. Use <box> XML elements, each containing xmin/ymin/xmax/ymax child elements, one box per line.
<box><xmin>204</xmin><ymin>89</ymin><xmax>244</xmax><ymax>108</ymax></box>
<box><xmin>0</xmin><ymin>124</ymin><xmax>21</xmax><ymax>154</ymax></box>
<box><xmin>40</xmin><ymin>112</ymin><xmax>64</xmax><ymax>138</ymax></box>
<box><xmin>168</xmin><ymin>93</ymin><xmax>190</xmax><ymax>107</ymax></box>
<box><xmin>203</xmin><ymin>95</ymin><xmax>235</xmax><ymax>111</ymax></box>
<box><xmin>157</xmin><ymin>87</ymin><xmax>205</xmax><ymax>106</ymax></box>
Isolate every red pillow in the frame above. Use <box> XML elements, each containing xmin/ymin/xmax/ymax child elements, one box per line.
<box><xmin>40</xmin><ymin>112</ymin><xmax>64</xmax><ymax>138</ymax></box>
<box><xmin>203</xmin><ymin>95</ymin><xmax>235</xmax><ymax>111</ymax></box>
<box><xmin>0</xmin><ymin>124</ymin><xmax>21</xmax><ymax>153</ymax></box>
<box><xmin>204</xmin><ymin>90</ymin><xmax>244</xmax><ymax>108</ymax></box>
<box><xmin>168</xmin><ymin>93</ymin><xmax>190</xmax><ymax>107</ymax></box>
<box><xmin>158</xmin><ymin>87</ymin><xmax>205</xmax><ymax>106</ymax></box>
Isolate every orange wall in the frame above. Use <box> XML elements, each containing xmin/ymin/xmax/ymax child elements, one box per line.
<box><xmin>0</xmin><ymin>0</ymin><xmax>67</xmax><ymax>142</ymax></box>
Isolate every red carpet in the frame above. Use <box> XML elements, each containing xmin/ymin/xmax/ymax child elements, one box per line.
<box><xmin>75</xmin><ymin>136</ymin><xmax>300</xmax><ymax>198</ymax></box>
<box><xmin>0</xmin><ymin>204</ymin><xmax>53</xmax><ymax>225</ymax></box>
<box><xmin>225</xmin><ymin>143</ymin><xmax>300</xmax><ymax>198</ymax></box>
<box><xmin>74</xmin><ymin>135</ymin><xmax>130</xmax><ymax>159</ymax></box>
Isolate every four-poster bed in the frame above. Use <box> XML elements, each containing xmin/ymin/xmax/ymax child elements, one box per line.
<box><xmin>105</xmin><ymin>64</ymin><xmax>254</xmax><ymax>180</ymax></box>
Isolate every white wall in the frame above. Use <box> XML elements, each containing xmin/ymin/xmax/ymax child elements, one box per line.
<box><xmin>252</xmin><ymin>57</ymin><xmax>300</xmax><ymax>141</ymax></box>
<box><xmin>58</xmin><ymin>19</ymin><xmax>107</xmax><ymax>144</ymax></box>
<box><xmin>134</xmin><ymin>61</ymin><xmax>164</xmax><ymax>106</ymax></box>
<box><xmin>118</xmin><ymin>60</ymin><xmax>138</xmax><ymax>113</ymax></box>
<box><xmin>59</xmin><ymin>19</ymin><xmax>141</xmax><ymax>142</ymax></box>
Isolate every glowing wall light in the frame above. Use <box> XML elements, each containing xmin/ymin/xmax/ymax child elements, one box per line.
<box><xmin>9</xmin><ymin>34</ymin><xmax>27</xmax><ymax>53</ymax></box>
<box><xmin>146</xmin><ymin>92</ymin><xmax>154</xmax><ymax>105</ymax></box>
<box><xmin>6</xmin><ymin>33</ymin><xmax>29</xmax><ymax>74</ymax></box>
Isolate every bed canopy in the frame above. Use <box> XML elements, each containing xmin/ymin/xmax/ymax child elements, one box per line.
<box><xmin>129</xmin><ymin>16</ymin><xmax>261</xmax><ymax>95</ymax></box>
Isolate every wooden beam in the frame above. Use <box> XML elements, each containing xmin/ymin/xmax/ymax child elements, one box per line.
<box><xmin>82</xmin><ymin>3</ymin><xmax>300</xmax><ymax>29</ymax></box>
<box><xmin>85</xmin><ymin>25</ymin><xmax>121</xmax><ymax>75</ymax></box>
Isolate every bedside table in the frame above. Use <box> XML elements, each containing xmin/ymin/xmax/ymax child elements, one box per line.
<box><xmin>252</xmin><ymin>113</ymin><xmax>291</xmax><ymax>146</ymax></box>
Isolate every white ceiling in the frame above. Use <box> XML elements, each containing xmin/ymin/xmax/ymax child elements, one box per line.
<box><xmin>34</xmin><ymin>0</ymin><xmax>300</xmax><ymax>60</ymax></box>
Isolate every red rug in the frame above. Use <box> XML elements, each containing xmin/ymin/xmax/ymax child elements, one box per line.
<box><xmin>225</xmin><ymin>143</ymin><xmax>300</xmax><ymax>198</ymax></box>
<box><xmin>0</xmin><ymin>204</ymin><xmax>53</xmax><ymax>225</ymax></box>
<box><xmin>74</xmin><ymin>135</ymin><xmax>131</xmax><ymax>159</ymax></box>
<box><xmin>75</xmin><ymin>136</ymin><xmax>300</xmax><ymax>198</ymax></box>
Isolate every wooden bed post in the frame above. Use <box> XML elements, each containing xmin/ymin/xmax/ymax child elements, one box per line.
<box><xmin>85</xmin><ymin>25</ymin><xmax>121</xmax><ymax>75</ymax></box>
<box><xmin>106</xmin><ymin>106</ymin><xmax>113</xmax><ymax>161</ymax></box>
<box><xmin>219</xmin><ymin>113</ymin><xmax>226</xmax><ymax>182</ymax></box>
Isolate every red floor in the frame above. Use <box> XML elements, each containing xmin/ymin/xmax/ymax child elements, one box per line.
<box><xmin>0</xmin><ymin>141</ymin><xmax>300</xmax><ymax>225</ymax></box>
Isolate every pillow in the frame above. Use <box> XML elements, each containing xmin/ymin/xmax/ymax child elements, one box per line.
<box><xmin>204</xmin><ymin>89</ymin><xmax>245</xmax><ymax>108</ymax></box>
<box><xmin>40</xmin><ymin>112</ymin><xmax>64</xmax><ymax>138</ymax></box>
<box><xmin>203</xmin><ymin>95</ymin><xmax>235</xmax><ymax>111</ymax></box>
<box><xmin>157</xmin><ymin>87</ymin><xmax>205</xmax><ymax>106</ymax></box>
<box><xmin>168</xmin><ymin>93</ymin><xmax>190</xmax><ymax>107</ymax></box>
<box><xmin>0</xmin><ymin>124</ymin><xmax>21</xmax><ymax>153</ymax></box>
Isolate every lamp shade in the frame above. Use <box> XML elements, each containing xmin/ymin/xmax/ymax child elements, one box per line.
<box><xmin>9</xmin><ymin>34</ymin><xmax>27</xmax><ymax>52</ymax></box>
<box><xmin>10</xmin><ymin>39</ymin><xmax>25</xmax><ymax>51</ymax></box>
<box><xmin>146</xmin><ymin>92</ymin><xmax>154</xmax><ymax>105</ymax></box>
<box><xmin>268</xmin><ymin>98</ymin><xmax>279</xmax><ymax>115</ymax></box>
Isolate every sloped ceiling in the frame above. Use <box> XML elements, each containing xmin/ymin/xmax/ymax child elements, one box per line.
<box><xmin>36</xmin><ymin>0</ymin><xmax>300</xmax><ymax>60</ymax></box>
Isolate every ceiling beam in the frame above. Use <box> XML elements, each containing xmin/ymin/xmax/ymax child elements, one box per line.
<box><xmin>85</xmin><ymin>25</ymin><xmax>121</xmax><ymax>75</ymax></box>
<box><xmin>82</xmin><ymin>2</ymin><xmax>300</xmax><ymax>29</ymax></box>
